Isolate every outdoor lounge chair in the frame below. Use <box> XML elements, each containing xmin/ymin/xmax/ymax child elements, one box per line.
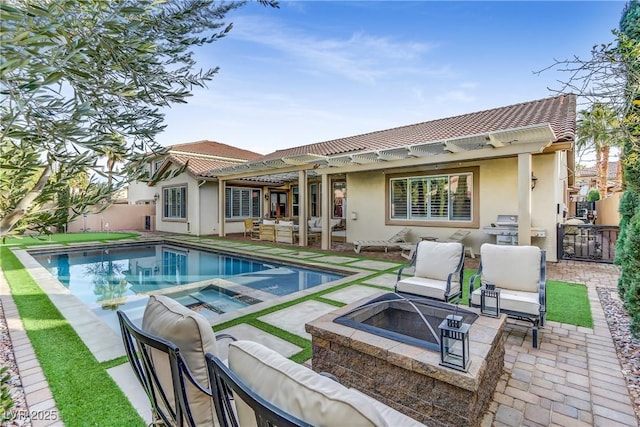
<box><xmin>468</xmin><ymin>243</ymin><xmax>546</xmax><ymax>348</ymax></box>
<box><xmin>117</xmin><ymin>295</ymin><xmax>235</xmax><ymax>427</ymax></box>
<box><xmin>353</xmin><ymin>227</ymin><xmax>411</xmax><ymax>254</ymax></box>
<box><xmin>395</xmin><ymin>240</ymin><xmax>465</xmax><ymax>302</ymax></box>
<box><xmin>207</xmin><ymin>340</ymin><xmax>425</xmax><ymax>426</ymax></box>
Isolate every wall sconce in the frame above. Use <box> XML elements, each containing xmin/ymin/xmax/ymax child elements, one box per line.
<box><xmin>154</xmin><ymin>193</ymin><xmax>159</xmax><ymax>201</ymax></box>
<box><xmin>264</xmin><ymin>192</ymin><xmax>270</xmax><ymax>201</ymax></box>
<box><xmin>531</xmin><ymin>172</ymin><xmax>538</xmax><ymax>190</ymax></box>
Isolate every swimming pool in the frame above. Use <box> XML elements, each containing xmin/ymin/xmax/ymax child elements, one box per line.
<box><xmin>32</xmin><ymin>242</ymin><xmax>345</xmax><ymax>331</ymax></box>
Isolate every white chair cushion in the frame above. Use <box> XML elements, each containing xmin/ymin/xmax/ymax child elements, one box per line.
<box><xmin>142</xmin><ymin>295</ymin><xmax>218</xmax><ymax>426</ymax></box>
<box><xmin>279</xmin><ymin>220</ymin><xmax>294</xmax><ymax>226</ymax></box>
<box><xmin>480</xmin><ymin>244</ymin><xmax>541</xmax><ymax>293</ymax></box>
<box><xmin>397</xmin><ymin>277</ymin><xmax>460</xmax><ymax>300</ymax></box>
<box><xmin>262</xmin><ymin>219</ymin><xmax>276</xmax><ymax>225</ymax></box>
<box><xmin>415</xmin><ymin>241</ymin><xmax>462</xmax><ymax>281</ymax></box>
<box><xmin>228</xmin><ymin>340</ymin><xmax>387</xmax><ymax>427</ymax></box>
<box><xmin>330</xmin><ymin>218</ymin><xmax>342</xmax><ymax>229</ymax></box>
<box><xmin>471</xmin><ymin>288</ymin><xmax>540</xmax><ymax>315</ymax></box>
<box><xmin>349</xmin><ymin>389</ymin><xmax>425</xmax><ymax>427</ymax></box>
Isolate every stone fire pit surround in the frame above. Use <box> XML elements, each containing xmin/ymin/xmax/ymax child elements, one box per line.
<box><xmin>305</xmin><ymin>292</ymin><xmax>506</xmax><ymax>427</ymax></box>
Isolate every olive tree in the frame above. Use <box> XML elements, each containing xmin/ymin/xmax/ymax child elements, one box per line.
<box><xmin>0</xmin><ymin>0</ymin><xmax>277</xmax><ymax>239</ymax></box>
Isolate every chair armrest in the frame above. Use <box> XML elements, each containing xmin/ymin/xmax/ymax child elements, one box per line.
<box><xmin>539</xmin><ymin>250</ymin><xmax>547</xmax><ymax>313</ymax></box>
<box><xmin>216</xmin><ymin>333</ymin><xmax>237</xmax><ymax>342</ymax></box>
<box><xmin>468</xmin><ymin>265</ymin><xmax>483</xmax><ymax>306</ymax></box>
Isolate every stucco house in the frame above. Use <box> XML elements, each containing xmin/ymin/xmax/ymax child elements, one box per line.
<box><xmin>135</xmin><ymin>94</ymin><xmax>577</xmax><ymax>262</ymax></box>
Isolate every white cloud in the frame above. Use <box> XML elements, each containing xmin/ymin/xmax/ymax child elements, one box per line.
<box><xmin>228</xmin><ymin>15</ymin><xmax>440</xmax><ymax>83</ymax></box>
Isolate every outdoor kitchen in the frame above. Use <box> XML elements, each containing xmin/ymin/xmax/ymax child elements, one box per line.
<box><xmin>483</xmin><ymin>214</ymin><xmax>546</xmax><ymax>245</ymax></box>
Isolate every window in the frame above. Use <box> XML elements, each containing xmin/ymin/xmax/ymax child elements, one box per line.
<box><xmin>163</xmin><ymin>186</ymin><xmax>187</xmax><ymax>219</ymax></box>
<box><xmin>225</xmin><ymin>187</ymin><xmax>261</xmax><ymax>219</ymax></box>
<box><xmin>389</xmin><ymin>172</ymin><xmax>473</xmax><ymax>222</ymax></box>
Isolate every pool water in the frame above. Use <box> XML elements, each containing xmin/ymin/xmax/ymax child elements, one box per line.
<box><xmin>32</xmin><ymin>243</ymin><xmax>344</xmax><ymax>331</ymax></box>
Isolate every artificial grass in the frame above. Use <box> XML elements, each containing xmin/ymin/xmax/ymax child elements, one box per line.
<box><xmin>545</xmin><ymin>280</ymin><xmax>593</xmax><ymax>327</ymax></box>
<box><xmin>1</xmin><ymin>232</ymin><xmax>139</xmax><ymax>248</ymax></box>
<box><xmin>1</xmin><ymin>246</ymin><xmax>144</xmax><ymax>427</ymax></box>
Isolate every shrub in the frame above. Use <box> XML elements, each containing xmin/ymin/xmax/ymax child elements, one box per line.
<box><xmin>621</xmin><ymin>211</ymin><xmax>640</xmax><ymax>334</ymax></box>
<box><xmin>586</xmin><ymin>188</ymin><xmax>601</xmax><ymax>202</ymax></box>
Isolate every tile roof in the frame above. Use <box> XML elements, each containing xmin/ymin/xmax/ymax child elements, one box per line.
<box><xmin>167</xmin><ymin>154</ymin><xmax>243</xmax><ymax>177</ymax></box>
<box><xmin>577</xmin><ymin>161</ymin><xmax>619</xmax><ymax>179</ymax></box>
<box><xmin>169</xmin><ymin>140</ymin><xmax>263</xmax><ymax>161</ymax></box>
<box><xmin>258</xmin><ymin>94</ymin><xmax>576</xmax><ymax>161</ymax></box>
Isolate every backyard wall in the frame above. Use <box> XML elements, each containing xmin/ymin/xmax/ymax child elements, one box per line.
<box><xmin>595</xmin><ymin>192</ymin><xmax>621</xmax><ymax>225</ymax></box>
<box><xmin>67</xmin><ymin>204</ymin><xmax>155</xmax><ymax>232</ymax></box>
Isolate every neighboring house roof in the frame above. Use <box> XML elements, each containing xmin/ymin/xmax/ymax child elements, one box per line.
<box><xmin>256</xmin><ymin>94</ymin><xmax>576</xmax><ymax>162</ymax></box>
<box><xmin>576</xmin><ymin>161</ymin><xmax>619</xmax><ymax>180</ymax></box>
<box><xmin>169</xmin><ymin>140</ymin><xmax>263</xmax><ymax>161</ymax></box>
<box><xmin>156</xmin><ymin>140</ymin><xmax>263</xmax><ymax>179</ymax></box>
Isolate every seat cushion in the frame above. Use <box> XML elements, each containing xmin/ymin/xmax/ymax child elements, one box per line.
<box><xmin>397</xmin><ymin>277</ymin><xmax>460</xmax><ymax>300</ymax></box>
<box><xmin>142</xmin><ymin>295</ymin><xmax>218</xmax><ymax>426</ymax></box>
<box><xmin>480</xmin><ymin>244</ymin><xmax>541</xmax><ymax>293</ymax></box>
<box><xmin>471</xmin><ymin>288</ymin><xmax>540</xmax><ymax>315</ymax></box>
<box><xmin>228</xmin><ymin>340</ymin><xmax>387</xmax><ymax>427</ymax></box>
<box><xmin>414</xmin><ymin>241</ymin><xmax>462</xmax><ymax>281</ymax></box>
<box><xmin>349</xmin><ymin>389</ymin><xmax>425</xmax><ymax>427</ymax></box>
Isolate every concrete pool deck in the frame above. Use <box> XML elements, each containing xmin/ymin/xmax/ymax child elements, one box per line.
<box><xmin>1</xmin><ymin>235</ymin><xmax>637</xmax><ymax>426</ymax></box>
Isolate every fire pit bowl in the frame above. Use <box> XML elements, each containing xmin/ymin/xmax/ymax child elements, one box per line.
<box><xmin>333</xmin><ymin>293</ymin><xmax>478</xmax><ymax>352</ymax></box>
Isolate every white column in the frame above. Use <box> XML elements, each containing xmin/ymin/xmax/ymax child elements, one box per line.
<box><xmin>321</xmin><ymin>173</ymin><xmax>330</xmax><ymax>250</ymax></box>
<box><xmin>218</xmin><ymin>179</ymin><xmax>225</xmax><ymax>237</ymax></box>
<box><xmin>518</xmin><ymin>153</ymin><xmax>532</xmax><ymax>245</ymax></box>
<box><xmin>298</xmin><ymin>170</ymin><xmax>308</xmax><ymax>247</ymax></box>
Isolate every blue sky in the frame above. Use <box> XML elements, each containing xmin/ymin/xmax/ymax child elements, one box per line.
<box><xmin>156</xmin><ymin>1</ymin><xmax>626</xmax><ymax>155</ymax></box>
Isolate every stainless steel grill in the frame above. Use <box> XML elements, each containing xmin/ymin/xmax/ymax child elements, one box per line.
<box><xmin>483</xmin><ymin>214</ymin><xmax>546</xmax><ymax>245</ymax></box>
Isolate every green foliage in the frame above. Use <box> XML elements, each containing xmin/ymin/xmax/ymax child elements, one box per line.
<box><xmin>0</xmin><ymin>367</ymin><xmax>14</xmax><ymax>423</ymax></box>
<box><xmin>619</xmin><ymin>211</ymin><xmax>640</xmax><ymax>333</ymax></box>
<box><xmin>0</xmin><ymin>0</ymin><xmax>277</xmax><ymax>239</ymax></box>
<box><xmin>586</xmin><ymin>188</ymin><xmax>601</xmax><ymax>202</ymax></box>
<box><xmin>617</xmin><ymin>0</ymin><xmax>640</xmax><ymax>335</ymax></box>
<box><xmin>621</xmin><ymin>0</ymin><xmax>640</xmax><ymax>39</ymax></box>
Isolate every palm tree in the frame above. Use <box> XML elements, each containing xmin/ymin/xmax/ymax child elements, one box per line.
<box><xmin>576</xmin><ymin>104</ymin><xmax>622</xmax><ymax>197</ymax></box>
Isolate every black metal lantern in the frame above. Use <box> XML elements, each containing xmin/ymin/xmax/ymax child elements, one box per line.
<box><xmin>481</xmin><ymin>281</ymin><xmax>501</xmax><ymax>318</ymax></box>
<box><xmin>439</xmin><ymin>314</ymin><xmax>470</xmax><ymax>372</ymax></box>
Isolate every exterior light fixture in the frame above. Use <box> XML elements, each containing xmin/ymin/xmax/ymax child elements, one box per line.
<box><xmin>480</xmin><ymin>281</ymin><xmax>501</xmax><ymax>318</ymax></box>
<box><xmin>439</xmin><ymin>311</ymin><xmax>470</xmax><ymax>372</ymax></box>
<box><xmin>154</xmin><ymin>193</ymin><xmax>159</xmax><ymax>201</ymax></box>
<box><xmin>531</xmin><ymin>172</ymin><xmax>538</xmax><ymax>190</ymax></box>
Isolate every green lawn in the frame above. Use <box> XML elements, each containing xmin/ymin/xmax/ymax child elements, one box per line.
<box><xmin>1</xmin><ymin>233</ymin><xmax>594</xmax><ymax>425</ymax></box>
<box><xmin>2</xmin><ymin>232</ymin><xmax>139</xmax><ymax>248</ymax></box>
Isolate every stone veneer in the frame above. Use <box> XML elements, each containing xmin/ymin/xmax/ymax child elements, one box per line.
<box><xmin>305</xmin><ymin>293</ymin><xmax>506</xmax><ymax>427</ymax></box>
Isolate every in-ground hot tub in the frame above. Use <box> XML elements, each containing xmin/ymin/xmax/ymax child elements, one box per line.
<box><xmin>334</xmin><ymin>293</ymin><xmax>479</xmax><ymax>352</ymax></box>
<box><xmin>306</xmin><ymin>292</ymin><xmax>506</xmax><ymax>427</ymax></box>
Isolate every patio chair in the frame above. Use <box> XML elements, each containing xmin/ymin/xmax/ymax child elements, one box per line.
<box><xmin>395</xmin><ymin>241</ymin><xmax>465</xmax><ymax>302</ymax></box>
<box><xmin>117</xmin><ymin>295</ymin><xmax>235</xmax><ymax>427</ymax></box>
<box><xmin>244</xmin><ymin>218</ymin><xmax>259</xmax><ymax>239</ymax></box>
<box><xmin>353</xmin><ymin>227</ymin><xmax>411</xmax><ymax>254</ymax></box>
<box><xmin>468</xmin><ymin>243</ymin><xmax>546</xmax><ymax>348</ymax></box>
<box><xmin>208</xmin><ymin>340</ymin><xmax>425</xmax><ymax>426</ymax></box>
<box><xmin>205</xmin><ymin>352</ymin><xmax>310</xmax><ymax>427</ymax></box>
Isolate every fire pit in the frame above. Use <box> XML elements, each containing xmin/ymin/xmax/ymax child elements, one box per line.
<box><xmin>306</xmin><ymin>292</ymin><xmax>505</xmax><ymax>427</ymax></box>
<box><xmin>334</xmin><ymin>293</ymin><xmax>478</xmax><ymax>352</ymax></box>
